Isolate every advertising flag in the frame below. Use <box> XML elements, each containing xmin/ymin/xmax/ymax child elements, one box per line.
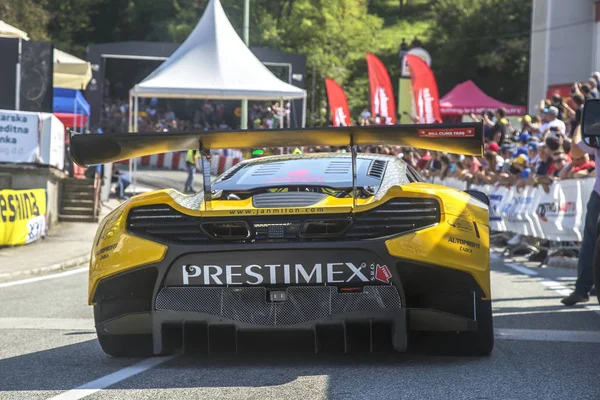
<box><xmin>325</xmin><ymin>78</ymin><xmax>351</xmax><ymax>127</ymax></box>
<box><xmin>406</xmin><ymin>54</ymin><xmax>442</xmax><ymax>124</ymax></box>
<box><xmin>366</xmin><ymin>53</ymin><xmax>396</xmax><ymax>125</ymax></box>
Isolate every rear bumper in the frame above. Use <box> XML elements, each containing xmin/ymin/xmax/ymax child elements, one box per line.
<box><xmin>92</xmin><ymin>239</ymin><xmax>485</xmax><ymax>354</ymax></box>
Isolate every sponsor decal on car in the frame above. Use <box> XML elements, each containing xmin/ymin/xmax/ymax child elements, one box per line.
<box><xmin>418</xmin><ymin>127</ymin><xmax>475</xmax><ymax>138</ymax></box>
<box><xmin>448</xmin><ymin>236</ymin><xmax>480</xmax><ymax>254</ymax></box>
<box><xmin>95</xmin><ymin>243</ymin><xmax>117</xmax><ymax>260</ymax></box>
<box><xmin>180</xmin><ymin>261</ymin><xmax>393</xmax><ymax>286</ymax></box>
<box><xmin>228</xmin><ymin>207</ymin><xmax>326</xmax><ymax>216</ymax></box>
<box><xmin>447</xmin><ymin>217</ymin><xmax>473</xmax><ymax>232</ymax></box>
<box><xmin>374</xmin><ymin>264</ymin><xmax>392</xmax><ymax>283</ymax></box>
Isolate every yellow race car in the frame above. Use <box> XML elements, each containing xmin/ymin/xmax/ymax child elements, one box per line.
<box><xmin>71</xmin><ymin>123</ymin><xmax>493</xmax><ymax>357</ymax></box>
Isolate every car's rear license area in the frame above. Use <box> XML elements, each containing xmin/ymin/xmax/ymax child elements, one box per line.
<box><xmin>152</xmin><ymin>248</ymin><xmax>406</xmax><ymax>354</ymax></box>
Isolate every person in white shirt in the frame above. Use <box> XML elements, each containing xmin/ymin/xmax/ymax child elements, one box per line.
<box><xmin>541</xmin><ymin>106</ymin><xmax>566</xmax><ymax>139</ymax></box>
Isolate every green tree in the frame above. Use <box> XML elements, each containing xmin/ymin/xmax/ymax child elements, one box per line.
<box><xmin>43</xmin><ymin>0</ymin><xmax>104</xmax><ymax>56</ymax></box>
<box><xmin>0</xmin><ymin>0</ymin><xmax>49</xmax><ymax>41</ymax></box>
<box><xmin>428</xmin><ymin>0</ymin><xmax>531</xmax><ymax>105</ymax></box>
<box><xmin>273</xmin><ymin>0</ymin><xmax>383</xmax><ymax>125</ymax></box>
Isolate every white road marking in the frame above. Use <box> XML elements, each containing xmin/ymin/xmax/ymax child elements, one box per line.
<box><xmin>501</xmin><ymin>258</ymin><xmax>600</xmax><ymax>316</ymax></box>
<box><xmin>0</xmin><ymin>267</ymin><xmax>88</xmax><ymax>288</ymax></box>
<box><xmin>496</xmin><ymin>328</ymin><xmax>600</xmax><ymax>343</ymax></box>
<box><xmin>47</xmin><ymin>355</ymin><xmax>176</xmax><ymax>400</ymax></box>
<box><xmin>504</xmin><ymin>263</ymin><xmax>538</xmax><ymax>276</ymax></box>
<box><xmin>0</xmin><ymin>317</ymin><xmax>94</xmax><ymax>331</ymax></box>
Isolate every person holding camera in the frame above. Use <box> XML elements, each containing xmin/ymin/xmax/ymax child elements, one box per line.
<box><xmin>540</xmin><ymin>106</ymin><xmax>566</xmax><ymax>140</ymax></box>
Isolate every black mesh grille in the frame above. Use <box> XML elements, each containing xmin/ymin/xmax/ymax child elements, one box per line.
<box><xmin>127</xmin><ymin>197</ymin><xmax>440</xmax><ymax>244</ymax></box>
<box><xmin>155</xmin><ymin>286</ymin><xmax>401</xmax><ymax>326</ymax></box>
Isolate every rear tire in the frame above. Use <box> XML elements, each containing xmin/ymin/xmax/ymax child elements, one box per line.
<box><xmin>410</xmin><ymin>298</ymin><xmax>494</xmax><ymax>356</ymax></box>
<box><xmin>94</xmin><ymin>302</ymin><xmax>158</xmax><ymax>358</ymax></box>
<box><xmin>96</xmin><ymin>332</ymin><xmax>155</xmax><ymax>358</ymax></box>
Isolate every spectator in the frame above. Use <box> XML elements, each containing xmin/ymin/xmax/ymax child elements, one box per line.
<box><xmin>360</xmin><ymin>108</ymin><xmax>371</xmax><ymax>124</ymax></box>
<box><xmin>552</xmin><ymin>153</ymin><xmax>569</xmax><ymax>178</ymax></box>
<box><xmin>184</xmin><ymin>149</ymin><xmax>200</xmax><ymax>193</ymax></box>
<box><xmin>487</xmin><ymin>142</ymin><xmax>505</xmax><ymax>169</ymax></box>
<box><xmin>540</xmin><ymin>106</ymin><xmax>566</xmax><ymax>139</ymax></box>
<box><xmin>545</xmin><ymin>135</ymin><xmax>563</xmax><ymax>154</ymax></box>
<box><xmin>564</xmin><ymin>93</ymin><xmax>585</xmax><ymax>138</ymax></box>
<box><xmin>500</xmin><ymin>144</ymin><xmax>514</xmax><ymax>173</ymax></box>
<box><xmin>535</xmin><ymin>144</ymin><xmax>554</xmax><ymax>176</ymax></box>
<box><xmin>550</xmin><ymin>93</ymin><xmax>566</xmax><ymax>120</ymax></box>
<box><xmin>528</xmin><ymin>141</ymin><xmax>541</xmax><ymax>171</ymax></box>
<box><xmin>561</xmin><ymin>125</ymin><xmax>599</xmax><ymax>306</ymax></box>
<box><xmin>564</xmin><ymin>144</ymin><xmax>595</xmax><ymax>179</ymax></box>
<box><xmin>589</xmin><ymin>78</ymin><xmax>600</xmax><ymax>99</ymax></box>
<box><xmin>510</xmin><ymin>154</ymin><xmax>531</xmax><ymax>180</ymax></box>
<box><xmin>514</xmin><ymin>133</ymin><xmax>530</xmax><ymax>157</ymax></box>
<box><xmin>472</xmin><ymin>109</ymin><xmax>508</xmax><ymax>144</ymax></box>
<box><xmin>416</xmin><ymin>150</ymin><xmax>431</xmax><ymax>171</ymax></box>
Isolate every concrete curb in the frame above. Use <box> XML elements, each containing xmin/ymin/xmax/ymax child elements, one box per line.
<box><xmin>0</xmin><ymin>254</ymin><xmax>90</xmax><ymax>282</ymax></box>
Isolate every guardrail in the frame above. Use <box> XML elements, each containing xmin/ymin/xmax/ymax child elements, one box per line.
<box><xmin>433</xmin><ymin>176</ymin><xmax>594</xmax><ymax>243</ymax></box>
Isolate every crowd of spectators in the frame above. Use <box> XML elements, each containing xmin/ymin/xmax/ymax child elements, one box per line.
<box><xmin>98</xmin><ymin>99</ymin><xmax>292</xmax><ymax>134</ymax></box>
<box><xmin>404</xmin><ymin>72</ymin><xmax>600</xmax><ymax>190</ymax></box>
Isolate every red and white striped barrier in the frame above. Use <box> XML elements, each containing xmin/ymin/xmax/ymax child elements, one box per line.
<box><xmin>116</xmin><ymin>152</ymin><xmax>243</xmax><ymax>175</ymax></box>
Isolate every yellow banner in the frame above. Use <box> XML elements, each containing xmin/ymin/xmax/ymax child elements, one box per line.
<box><xmin>0</xmin><ymin>189</ymin><xmax>47</xmax><ymax>246</ymax></box>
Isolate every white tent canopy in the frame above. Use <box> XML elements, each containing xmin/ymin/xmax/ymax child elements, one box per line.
<box><xmin>132</xmin><ymin>0</ymin><xmax>306</xmax><ymax>101</ymax></box>
<box><xmin>0</xmin><ymin>21</ymin><xmax>29</xmax><ymax>40</ymax></box>
<box><xmin>54</xmin><ymin>49</ymin><xmax>93</xmax><ymax>90</ymax></box>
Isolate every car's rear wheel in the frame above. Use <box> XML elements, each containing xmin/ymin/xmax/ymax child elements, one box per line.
<box><xmin>410</xmin><ymin>298</ymin><xmax>494</xmax><ymax>356</ymax></box>
<box><xmin>96</xmin><ymin>332</ymin><xmax>155</xmax><ymax>357</ymax></box>
<box><xmin>94</xmin><ymin>302</ymin><xmax>158</xmax><ymax>357</ymax></box>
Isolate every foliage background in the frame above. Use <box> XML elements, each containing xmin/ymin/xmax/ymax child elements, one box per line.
<box><xmin>3</xmin><ymin>0</ymin><xmax>531</xmax><ymax>125</ymax></box>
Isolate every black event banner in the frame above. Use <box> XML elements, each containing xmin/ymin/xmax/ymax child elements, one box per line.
<box><xmin>20</xmin><ymin>40</ymin><xmax>53</xmax><ymax>113</ymax></box>
<box><xmin>0</xmin><ymin>38</ymin><xmax>18</xmax><ymax>110</ymax></box>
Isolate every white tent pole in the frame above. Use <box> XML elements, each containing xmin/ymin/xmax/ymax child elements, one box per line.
<box><xmin>240</xmin><ymin>0</ymin><xmax>250</xmax><ymax>130</ymax></box>
<box><xmin>279</xmin><ymin>98</ymin><xmax>284</xmax><ymax>129</ymax></box>
<box><xmin>128</xmin><ymin>91</ymin><xmax>133</xmax><ymax>132</ymax></box>
<box><xmin>74</xmin><ymin>100</ymin><xmax>78</xmax><ymax>133</ymax></box>
<box><xmin>302</xmin><ymin>94</ymin><xmax>307</xmax><ymax>128</ymax></box>
<box><xmin>133</xmin><ymin>92</ymin><xmax>139</xmax><ymax>195</ymax></box>
<box><xmin>15</xmin><ymin>38</ymin><xmax>22</xmax><ymax>111</ymax></box>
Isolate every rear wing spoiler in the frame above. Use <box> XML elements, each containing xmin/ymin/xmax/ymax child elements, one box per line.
<box><xmin>70</xmin><ymin>123</ymin><xmax>483</xmax><ymax>210</ymax></box>
<box><xmin>70</xmin><ymin>123</ymin><xmax>483</xmax><ymax>167</ymax></box>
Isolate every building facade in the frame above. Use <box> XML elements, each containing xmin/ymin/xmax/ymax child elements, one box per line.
<box><xmin>529</xmin><ymin>0</ymin><xmax>600</xmax><ymax>113</ymax></box>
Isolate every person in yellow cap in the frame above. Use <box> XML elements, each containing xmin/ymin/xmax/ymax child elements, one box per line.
<box><xmin>292</xmin><ymin>147</ymin><xmax>302</xmax><ymax>154</ymax></box>
<box><xmin>184</xmin><ymin>149</ymin><xmax>200</xmax><ymax>193</ymax></box>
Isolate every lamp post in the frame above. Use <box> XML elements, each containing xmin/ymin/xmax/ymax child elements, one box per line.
<box><xmin>241</xmin><ymin>0</ymin><xmax>250</xmax><ymax>130</ymax></box>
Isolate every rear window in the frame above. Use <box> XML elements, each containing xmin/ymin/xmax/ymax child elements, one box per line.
<box><xmin>213</xmin><ymin>157</ymin><xmax>387</xmax><ymax>191</ymax></box>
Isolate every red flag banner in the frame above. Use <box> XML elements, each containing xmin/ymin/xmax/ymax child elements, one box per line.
<box><xmin>325</xmin><ymin>78</ymin><xmax>351</xmax><ymax>127</ymax></box>
<box><xmin>366</xmin><ymin>53</ymin><xmax>396</xmax><ymax>125</ymax></box>
<box><xmin>406</xmin><ymin>54</ymin><xmax>442</xmax><ymax>124</ymax></box>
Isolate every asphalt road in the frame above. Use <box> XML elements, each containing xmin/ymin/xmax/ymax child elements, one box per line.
<box><xmin>1</xmin><ymin>254</ymin><xmax>599</xmax><ymax>400</ymax></box>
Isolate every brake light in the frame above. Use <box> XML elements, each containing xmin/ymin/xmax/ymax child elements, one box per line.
<box><xmin>339</xmin><ymin>287</ymin><xmax>362</xmax><ymax>293</ymax></box>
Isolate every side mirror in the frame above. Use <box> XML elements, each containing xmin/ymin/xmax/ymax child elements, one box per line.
<box><xmin>582</xmin><ymin>98</ymin><xmax>600</xmax><ymax>148</ymax></box>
